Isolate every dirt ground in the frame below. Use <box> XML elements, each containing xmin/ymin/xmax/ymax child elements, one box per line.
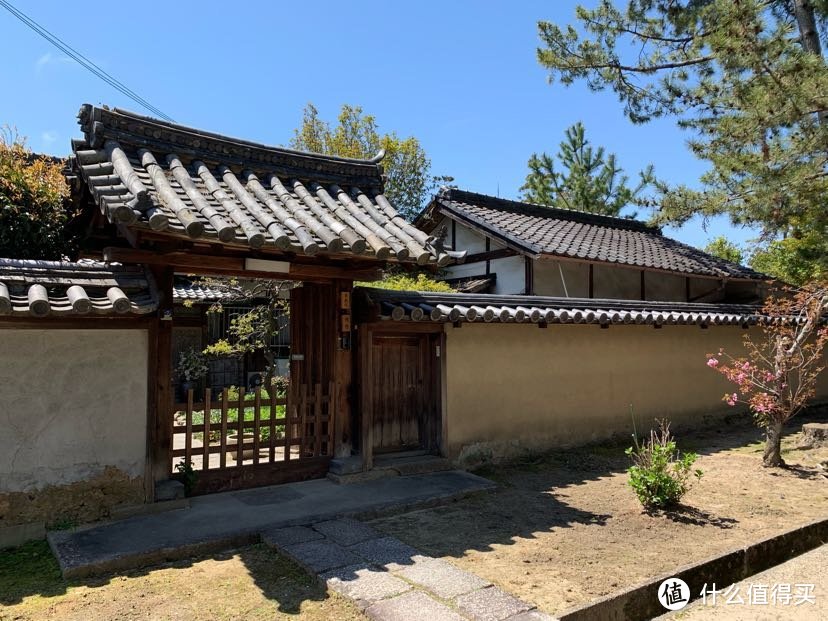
<box><xmin>371</xmin><ymin>414</ymin><xmax>828</xmax><ymax>617</ymax></box>
<box><xmin>0</xmin><ymin>543</ymin><xmax>364</xmax><ymax>621</ymax></box>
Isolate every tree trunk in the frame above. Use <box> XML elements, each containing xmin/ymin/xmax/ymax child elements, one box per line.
<box><xmin>792</xmin><ymin>0</ymin><xmax>828</xmax><ymax>124</ymax></box>
<box><xmin>763</xmin><ymin>419</ymin><xmax>786</xmax><ymax>467</ymax></box>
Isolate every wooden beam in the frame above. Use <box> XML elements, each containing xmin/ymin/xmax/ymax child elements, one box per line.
<box><xmin>359</xmin><ymin>325</ymin><xmax>374</xmax><ymax>471</ymax></box>
<box><xmin>333</xmin><ymin>279</ymin><xmax>354</xmax><ymax>458</ymax></box>
<box><xmin>0</xmin><ymin>317</ymin><xmax>152</xmax><ymax>330</ymax></box>
<box><xmin>463</xmin><ymin>247</ymin><xmax>516</xmax><ymax>264</ymax></box>
<box><xmin>589</xmin><ymin>264</ymin><xmax>594</xmax><ymax>299</ymax></box>
<box><xmin>102</xmin><ymin>247</ymin><xmax>382</xmax><ymax>282</ymax></box>
<box><xmin>640</xmin><ymin>270</ymin><xmax>646</xmax><ymax>301</ymax></box>
<box><xmin>524</xmin><ymin>257</ymin><xmax>534</xmax><ymax>295</ymax></box>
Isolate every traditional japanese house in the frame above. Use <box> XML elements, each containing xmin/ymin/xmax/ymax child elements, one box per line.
<box><xmin>417</xmin><ymin>188</ymin><xmax>767</xmax><ymax>302</ymax></box>
<box><xmin>2</xmin><ymin>106</ymin><xmax>826</xmax><ymax>542</ymax></box>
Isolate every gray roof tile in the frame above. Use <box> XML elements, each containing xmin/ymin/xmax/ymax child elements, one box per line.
<box><xmin>427</xmin><ymin>189</ymin><xmax>764</xmax><ymax>280</ymax></box>
<box><xmin>71</xmin><ymin>105</ymin><xmax>451</xmax><ymax>266</ymax></box>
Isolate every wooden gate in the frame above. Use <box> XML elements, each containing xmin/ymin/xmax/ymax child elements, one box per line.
<box><xmin>368</xmin><ymin>330</ymin><xmax>441</xmax><ymax>454</ymax></box>
<box><xmin>171</xmin><ymin>383</ymin><xmax>334</xmax><ymax>494</ymax></box>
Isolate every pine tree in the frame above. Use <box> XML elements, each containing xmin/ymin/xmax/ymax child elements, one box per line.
<box><xmin>520</xmin><ymin>122</ymin><xmax>656</xmax><ymax>216</ymax></box>
<box><xmin>536</xmin><ymin>0</ymin><xmax>828</xmax><ymax>279</ymax></box>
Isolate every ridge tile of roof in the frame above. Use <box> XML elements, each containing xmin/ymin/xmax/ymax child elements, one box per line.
<box><xmin>358</xmin><ymin>287</ymin><xmax>764</xmax><ymax>327</ymax></box>
<box><xmin>429</xmin><ymin>188</ymin><xmax>765</xmax><ymax>281</ymax></box>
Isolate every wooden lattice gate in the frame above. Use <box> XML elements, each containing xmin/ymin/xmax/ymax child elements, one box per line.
<box><xmin>171</xmin><ymin>382</ymin><xmax>335</xmax><ymax>494</ymax></box>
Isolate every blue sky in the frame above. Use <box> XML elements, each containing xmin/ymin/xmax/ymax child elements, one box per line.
<box><xmin>0</xmin><ymin>0</ymin><xmax>759</xmax><ymax>250</ymax></box>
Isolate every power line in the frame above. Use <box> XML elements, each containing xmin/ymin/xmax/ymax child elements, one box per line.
<box><xmin>0</xmin><ymin>0</ymin><xmax>175</xmax><ymax>122</ymax></box>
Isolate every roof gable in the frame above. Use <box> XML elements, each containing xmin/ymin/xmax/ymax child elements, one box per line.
<box><xmin>424</xmin><ymin>188</ymin><xmax>764</xmax><ymax>280</ymax></box>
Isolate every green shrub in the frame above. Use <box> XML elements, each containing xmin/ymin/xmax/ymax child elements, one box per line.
<box><xmin>626</xmin><ymin>419</ymin><xmax>702</xmax><ymax>509</ymax></box>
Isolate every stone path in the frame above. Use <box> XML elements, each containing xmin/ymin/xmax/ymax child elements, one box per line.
<box><xmin>264</xmin><ymin>517</ymin><xmax>557</xmax><ymax>621</ymax></box>
<box><xmin>49</xmin><ymin>470</ymin><xmax>495</xmax><ymax>579</ymax></box>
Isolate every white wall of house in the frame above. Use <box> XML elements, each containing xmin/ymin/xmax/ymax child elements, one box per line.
<box><xmin>490</xmin><ymin>255</ymin><xmax>526</xmax><ymax>294</ymax></box>
<box><xmin>0</xmin><ymin>329</ymin><xmax>148</xmax><ymax>493</ymax></box>
<box><xmin>441</xmin><ymin>218</ymin><xmax>752</xmax><ymax>302</ymax></box>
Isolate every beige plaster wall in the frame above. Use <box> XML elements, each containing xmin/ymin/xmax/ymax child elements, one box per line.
<box><xmin>443</xmin><ymin>323</ymin><xmax>828</xmax><ymax>465</ymax></box>
<box><xmin>0</xmin><ymin>329</ymin><xmax>148</xmax><ymax>494</ymax></box>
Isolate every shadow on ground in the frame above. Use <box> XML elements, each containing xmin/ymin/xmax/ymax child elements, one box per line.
<box><xmin>0</xmin><ymin>541</ymin><xmax>340</xmax><ymax>618</ymax></box>
<box><xmin>2</xmin><ymin>407</ymin><xmax>824</xmax><ymax>618</ymax></box>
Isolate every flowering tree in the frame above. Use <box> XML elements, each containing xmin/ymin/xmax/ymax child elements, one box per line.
<box><xmin>706</xmin><ymin>283</ymin><xmax>828</xmax><ymax>467</ymax></box>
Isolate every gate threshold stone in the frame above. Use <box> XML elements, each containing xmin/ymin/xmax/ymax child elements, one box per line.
<box><xmin>48</xmin><ymin>469</ymin><xmax>495</xmax><ymax>579</ymax></box>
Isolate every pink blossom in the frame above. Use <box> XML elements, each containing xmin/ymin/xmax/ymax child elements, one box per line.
<box><xmin>707</xmin><ymin>358</ymin><xmax>719</xmax><ymax>368</ymax></box>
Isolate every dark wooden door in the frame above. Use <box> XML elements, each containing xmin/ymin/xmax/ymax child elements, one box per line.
<box><xmin>370</xmin><ymin>333</ymin><xmax>434</xmax><ymax>453</ymax></box>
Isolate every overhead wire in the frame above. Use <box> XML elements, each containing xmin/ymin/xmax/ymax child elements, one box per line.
<box><xmin>0</xmin><ymin>0</ymin><xmax>175</xmax><ymax>122</ymax></box>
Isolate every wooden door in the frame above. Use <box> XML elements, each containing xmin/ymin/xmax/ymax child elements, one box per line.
<box><xmin>370</xmin><ymin>333</ymin><xmax>433</xmax><ymax>453</ymax></box>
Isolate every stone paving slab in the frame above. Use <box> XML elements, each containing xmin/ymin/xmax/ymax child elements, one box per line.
<box><xmin>348</xmin><ymin>535</ymin><xmax>428</xmax><ymax>571</ymax></box>
<box><xmin>455</xmin><ymin>585</ymin><xmax>533</xmax><ymax>621</ymax></box>
<box><xmin>396</xmin><ymin>557</ymin><xmax>491</xmax><ymax>599</ymax></box>
<box><xmin>281</xmin><ymin>539</ymin><xmax>361</xmax><ymax>573</ymax></box>
<box><xmin>261</xmin><ymin>525</ymin><xmax>324</xmax><ymax>548</ymax></box>
<box><xmin>366</xmin><ymin>590</ymin><xmax>466</xmax><ymax>621</ymax></box>
<box><xmin>48</xmin><ymin>469</ymin><xmax>494</xmax><ymax>579</ymax></box>
<box><xmin>321</xmin><ymin>563</ymin><xmax>412</xmax><ymax>609</ymax></box>
<box><xmin>313</xmin><ymin>518</ymin><xmax>382</xmax><ymax>546</ymax></box>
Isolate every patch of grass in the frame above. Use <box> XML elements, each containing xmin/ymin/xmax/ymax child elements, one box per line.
<box><xmin>0</xmin><ymin>540</ymin><xmax>66</xmax><ymax>605</ymax></box>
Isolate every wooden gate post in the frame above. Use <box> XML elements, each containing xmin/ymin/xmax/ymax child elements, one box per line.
<box><xmin>148</xmin><ymin>265</ymin><xmax>174</xmax><ymax>486</ymax></box>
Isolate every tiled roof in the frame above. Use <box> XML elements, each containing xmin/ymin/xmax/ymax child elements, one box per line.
<box><xmin>172</xmin><ymin>279</ymin><xmax>238</xmax><ymax>303</ymax></box>
<box><xmin>0</xmin><ymin>259</ymin><xmax>156</xmax><ymax>317</ymax></box>
<box><xmin>359</xmin><ymin>288</ymin><xmax>764</xmax><ymax>327</ymax></box>
<box><xmin>424</xmin><ymin>188</ymin><xmax>764</xmax><ymax>280</ymax></box>
<box><xmin>71</xmin><ymin>105</ymin><xmax>456</xmax><ymax>266</ymax></box>
<box><xmin>444</xmin><ymin>274</ymin><xmax>496</xmax><ymax>294</ymax></box>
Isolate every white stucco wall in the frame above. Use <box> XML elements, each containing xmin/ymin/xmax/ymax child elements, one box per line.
<box><xmin>491</xmin><ymin>255</ymin><xmax>526</xmax><ymax>294</ymax></box>
<box><xmin>0</xmin><ymin>329</ymin><xmax>148</xmax><ymax>492</ymax></box>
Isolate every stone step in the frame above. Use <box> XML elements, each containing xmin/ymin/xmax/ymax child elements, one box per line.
<box><xmin>373</xmin><ymin>455</ymin><xmax>453</xmax><ymax>476</ymax></box>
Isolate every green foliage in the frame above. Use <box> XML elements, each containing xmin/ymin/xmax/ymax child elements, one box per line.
<box><xmin>290</xmin><ymin>103</ymin><xmax>450</xmax><ymax>220</ymax></box>
<box><xmin>357</xmin><ymin>272</ymin><xmax>455</xmax><ymax>292</ymax></box>
<box><xmin>626</xmin><ymin>419</ymin><xmax>702</xmax><ymax>509</ymax></box>
<box><xmin>174</xmin><ymin>460</ymin><xmax>198</xmax><ymax>497</ymax></box>
<box><xmin>703</xmin><ymin>236</ymin><xmax>744</xmax><ymax>265</ymax></box>
<box><xmin>750</xmin><ymin>233</ymin><xmax>827</xmax><ymax>285</ymax></box>
<box><xmin>0</xmin><ymin>130</ymin><xmax>74</xmax><ymax>259</ymax></box>
<box><xmin>197</xmin><ymin>277</ymin><xmax>291</xmax><ymax>389</ymax></box>
<box><xmin>520</xmin><ymin>122</ymin><xmax>658</xmax><ymax>216</ymax></box>
<box><xmin>536</xmin><ymin>1</ymin><xmax>828</xmax><ymax>279</ymax></box>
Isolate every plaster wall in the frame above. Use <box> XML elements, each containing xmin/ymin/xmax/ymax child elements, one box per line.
<box><xmin>0</xmin><ymin>329</ymin><xmax>148</xmax><ymax>493</ymax></box>
<box><xmin>593</xmin><ymin>264</ymin><xmax>641</xmax><ymax>299</ymax></box>
<box><xmin>534</xmin><ymin>260</ymin><xmax>590</xmax><ymax>297</ymax></box>
<box><xmin>490</xmin><ymin>255</ymin><xmax>526</xmax><ymax>294</ymax></box>
<box><xmin>443</xmin><ymin>323</ymin><xmax>828</xmax><ymax>465</ymax></box>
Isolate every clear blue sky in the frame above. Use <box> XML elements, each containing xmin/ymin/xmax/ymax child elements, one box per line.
<box><xmin>0</xmin><ymin>0</ymin><xmax>759</xmax><ymax>250</ymax></box>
